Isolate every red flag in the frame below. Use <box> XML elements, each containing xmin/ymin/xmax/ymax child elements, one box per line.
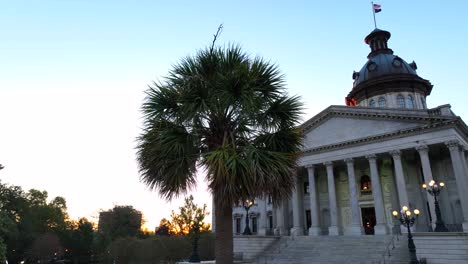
<box><xmin>373</xmin><ymin>4</ymin><xmax>382</xmax><ymax>13</ymax></box>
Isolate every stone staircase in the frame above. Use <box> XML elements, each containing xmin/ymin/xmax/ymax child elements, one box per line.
<box><xmin>413</xmin><ymin>232</ymin><xmax>468</xmax><ymax>264</ymax></box>
<box><xmin>252</xmin><ymin>235</ymin><xmax>410</xmax><ymax>264</ymax></box>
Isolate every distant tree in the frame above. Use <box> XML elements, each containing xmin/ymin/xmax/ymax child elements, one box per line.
<box><xmin>170</xmin><ymin>195</ymin><xmax>210</xmax><ymax>235</ymax></box>
<box><xmin>98</xmin><ymin>205</ymin><xmax>142</xmax><ymax>240</ymax></box>
<box><xmin>155</xmin><ymin>218</ymin><xmax>171</xmax><ymax>236</ymax></box>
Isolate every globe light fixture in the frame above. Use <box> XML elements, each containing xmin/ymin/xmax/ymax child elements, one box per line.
<box><xmin>422</xmin><ymin>179</ymin><xmax>449</xmax><ymax>232</ymax></box>
<box><xmin>393</xmin><ymin>205</ymin><xmax>420</xmax><ymax>264</ymax></box>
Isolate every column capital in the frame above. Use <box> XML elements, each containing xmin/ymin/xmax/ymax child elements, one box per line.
<box><xmin>344</xmin><ymin>158</ymin><xmax>354</xmax><ymax>164</ymax></box>
<box><xmin>324</xmin><ymin>161</ymin><xmax>333</xmax><ymax>166</ymax></box>
<box><xmin>365</xmin><ymin>154</ymin><xmax>377</xmax><ymax>161</ymax></box>
<box><xmin>305</xmin><ymin>164</ymin><xmax>316</xmax><ymax>169</ymax></box>
<box><xmin>446</xmin><ymin>140</ymin><xmax>460</xmax><ymax>150</ymax></box>
<box><xmin>389</xmin><ymin>150</ymin><xmax>401</xmax><ymax>157</ymax></box>
<box><xmin>415</xmin><ymin>144</ymin><xmax>429</xmax><ymax>153</ymax></box>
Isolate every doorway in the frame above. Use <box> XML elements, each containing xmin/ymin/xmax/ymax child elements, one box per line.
<box><xmin>361</xmin><ymin>207</ymin><xmax>376</xmax><ymax>235</ymax></box>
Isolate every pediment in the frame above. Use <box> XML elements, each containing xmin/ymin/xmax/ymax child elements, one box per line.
<box><xmin>301</xmin><ymin>106</ymin><xmax>458</xmax><ymax>151</ymax></box>
<box><xmin>302</xmin><ymin>116</ymin><xmax>424</xmax><ymax>149</ymax></box>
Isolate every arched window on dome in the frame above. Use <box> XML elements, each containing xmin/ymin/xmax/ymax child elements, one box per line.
<box><xmin>369</xmin><ymin>99</ymin><xmax>376</xmax><ymax>107</ymax></box>
<box><xmin>360</xmin><ymin>175</ymin><xmax>372</xmax><ymax>194</ymax></box>
<box><xmin>378</xmin><ymin>97</ymin><xmax>386</xmax><ymax>107</ymax></box>
<box><xmin>406</xmin><ymin>95</ymin><xmax>415</xmax><ymax>109</ymax></box>
<box><xmin>397</xmin><ymin>95</ymin><xmax>405</xmax><ymax>108</ymax></box>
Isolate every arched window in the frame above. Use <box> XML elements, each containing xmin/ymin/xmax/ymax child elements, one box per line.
<box><xmin>378</xmin><ymin>97</ymin><xmax>386</xmax><ymax>107</ymax></box>
<box><xmin>397</xmin><ymin>95</ymin><xmax>405</xmax><ymax>108</ymax></box>
<box><xmin>361</xmin><ymin>175</ymin><xmax>372</xmax><ymax>194</ymax></box>
<box><xmin>406</xmin><ymin>95</ymin><xmax>415</xmax><ymax>109</ymax></box>
<box><xmin>369</xmin><ymin>99</ymin><xmax>376</xmax><ymax>107</ymax></box>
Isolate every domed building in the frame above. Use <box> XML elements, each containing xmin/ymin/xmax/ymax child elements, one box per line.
<box><xmin>230</xmin><ymin>27</ymin><xmax>468</xmax><ymax>245</ymax></box>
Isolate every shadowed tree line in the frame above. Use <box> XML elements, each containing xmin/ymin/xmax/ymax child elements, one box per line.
<box><xmin>0</xmin><ymin>180</ymin><xmax>94</xmax><ymax>263</ymax></box>
<box><xmin>0</xmin><ymin>177</ymin><xmax>213</xmax><ymax>263</ymax></box>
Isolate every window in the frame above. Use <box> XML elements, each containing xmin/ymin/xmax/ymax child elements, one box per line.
<box><xmin>304</xmin><ymin>182</ymin><xmax>310</xmax><ymax>194</ymax></box>
<box><xmin>378</xmin><ymin>97</ymin><xmax>386</xmax><ymax>107</ymax></box>
<box><xmin>251</xmin><ymin>216</ymin><xmax>257</xmax><ymax>233</ymax></box>
<box><xmin>360</xmin><ymin>175</ymin><xmax>372</xmax><ymax>194</ymax></box>
<box><xmin>369</xmin><ymin>99</ymin><xmax>376</xmax><ymax>107</ymax></box>
<box><xmin>421</xmin><ymin>97</ymin><xmax>427</xmax><ymax>108</ymax></box>
<box><xmin>397</xmin><ymin>95</ymin><xmax>405</xmax><ymax>108</ymax></box>
<box><xmin>305</xmin><ymin>210</ymin><xmax>312</xmax><ymax>229</ymax></box>
<box><xmin>407</xmin><ymin>95</ymin><xmax>415</xmax><ymax>109</ymax></box>
<box><xmin>267</xmin><ymin>195</ymin><xmax>272</xmax><ymax>204</ymax></box>
<box><xmin>235</xmin><ymin>217</ymin><xmax>242</xmax><ymax>234</ymax></box>
<box><xmin>268</xmin><ymin>214</ymin><xmax>273</xmax><ymax>230</ymax></box>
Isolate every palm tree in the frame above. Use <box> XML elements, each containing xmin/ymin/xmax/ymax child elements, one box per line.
<box><xmin>136</xmin><ymin>45</ymin><xmax>303</xmax><ymax>263</ymax></box>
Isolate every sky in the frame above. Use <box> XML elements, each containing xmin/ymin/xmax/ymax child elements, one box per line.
<box><xmin>1</xmin><ymin>1</ymin><xmax>467</xmax><ymax>230</ymax></box>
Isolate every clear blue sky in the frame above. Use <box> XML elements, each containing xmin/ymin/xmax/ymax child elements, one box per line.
<box><xmin>1</xmin><ymin>1</ymin><xmax>467</xmax><ymax>229</ymax></box>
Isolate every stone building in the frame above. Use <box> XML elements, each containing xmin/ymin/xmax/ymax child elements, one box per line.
<box><xmin>231</xmin><ymin>28</ymin><xmax>468</xmax><ymax>237</ymax></box>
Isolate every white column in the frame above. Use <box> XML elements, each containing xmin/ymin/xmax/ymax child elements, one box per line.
<box><xmin>325</xmin><ymin>161</ymin><xmax>340</xmax><ymax>235</ymax></box>
<box><xmin>258</xmin><ymin>198</ymin><xmax>268</xmax><ymax>235</ymax></box>
<box><xmin>291</xmin><ymin>173</ymin><xmax>304</xmax><ymax>236</ymax></box>
<box><xmin>390</xmin><ymin>150</ymin><xmax>409</xmax><ymax>207</ymax></box>
<box><xmin>274</xmin><ymin>201</ymin><xmax>287</xmax><ymax>236</ymax></box>
<box><xmin>366</xmin><ymin>154</ymin><xmax>388</xmax><ymax>234</ymax></box>
<box><xmin>416</xmin><ymin>145</ymin><xmax>437</xmax><ymax>229</ymax></box>
<box><xmin>345</xmin><ymin>158</ymin><xmax>363</xmax><ymax>235</ymax></box>
<box><xmin>446</xmin><ymin>140</ymin><xmax>468</xmax><ymax>232</ymax></box>
<box><xmin>307</xmin><ymin>165</ymin><xmax>321</xmax><ymax>236</ymax></box>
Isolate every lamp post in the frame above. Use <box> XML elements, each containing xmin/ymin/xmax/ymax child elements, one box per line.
<box><xmin>422</xmin><ymin>180</ymin><xmax>449</xmax><ymax>232</ymax></box>
<box><xmin>243</xmin><ymin>199</ymin><xmax>254</xmax><ymax>235</ymax></box>
<box><xmin>393</xmin><ymin>206</ymin><xmax>420</xmax><ymax>264</ymax></box>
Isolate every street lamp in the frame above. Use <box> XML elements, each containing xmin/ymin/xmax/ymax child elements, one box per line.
<box><xmin>422</xmin><ymin>180</ymin><xmax>449</xmax><ymax>232</ymax></box>
<box><xmin>393</xmin><ymin>206</ymin><xmax>420</xmax><ymax>264</ymax></box>
<box><xmin>243</xmin><ymin>199</ymin><xmax>254</xmax><ymax>235</ymax></box>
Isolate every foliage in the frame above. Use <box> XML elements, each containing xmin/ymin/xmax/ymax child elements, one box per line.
<box><xmin>108</xmin><ymin>233</ymin><xmax>215</xmax><ymax>263</ymax></box>
<box><xmin>155</xmin><ymin>218</ymin><xmax>171</xmax><ymax>236</ymax></box>
<box><xmin>98</xmin><ymin>205</ymin><xmax>143</xmax><ymax>240</ymax></box>
<box><xmin>136</xmin><ymin>30</ymin><xmax>303</xmax><ymax>262</ymax></box>
<box><xmin>170</xmin><ymin>195</ymin><xmax>210</xmax><ymax>235</ymax></box>
<box><xmin>0</xmin><ymin>180</ymin><xmax>96</xmax><ymax>263</ymax></box>
<box><xmin>0</xmin><ymin>238</ymin><xmax>6</xmax><ymax>262</ymax></box>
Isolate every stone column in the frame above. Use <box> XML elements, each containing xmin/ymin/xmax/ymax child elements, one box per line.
<box><xmin>325</xmin><ymin>161</ymin><xmax>340</xmax><ymax>235</ymax></box>
<box><xmin>390</xmin><ymin>150</ymin><xmax>409</xmax><ymax>208</ymax></box>
<box><xmin>291</xmin><ymin>173</ymin><xmax>304</xmax><ymax>236</ymax></box>
<box><xmin>274</xmin><ymin>201</ymin><xmax>287</xmax><ymax>236</ymax></box>
<box><xmin>344</xmin><ymin>158</ymin><xmax>363</xmax><ymax>235</ymax></box>
<box><xmin>416</xmin><ymin>145</ymin><xmax>437</xmax><ymax>229</ymax></box>
<box><xmin>307</xmin><ymin>165</ymin><xmax>321</xmax><ymax>236</ymax></box>
<box><xmin>366</xmin><ymin>154</ymin><xmax>388</xmax><ymax>234</ymax></box>
<box><xmin>446</xmin><ymin>140</ymin><xmax>468</xmax><ymax>232</ymax></box>
<box><xmin>257</xmin><ymin>198</ymin><xmax>268</xmax><ymax>235</ymax></box>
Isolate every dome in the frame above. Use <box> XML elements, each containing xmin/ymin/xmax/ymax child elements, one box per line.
<box><xmin>347</xmin><ymin>28</ymin><xmax>432</xmax><ymax>106</ymax></box>
<box><xmin>353</xmin><ymin>53</ymin><xmax>418</xmax><ymax>87</ymax></box>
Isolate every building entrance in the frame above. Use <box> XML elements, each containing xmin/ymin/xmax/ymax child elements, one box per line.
<box><xmin>361</xmin><ymin>207</ymin><xmax>376</xmax><ymax>235</ymax></box>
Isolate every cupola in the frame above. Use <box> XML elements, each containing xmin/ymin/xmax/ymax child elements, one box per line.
<box><xmin>346</xmin><ymin>29</ymin><xmax>433</xmax><ymax>109</ymax></box>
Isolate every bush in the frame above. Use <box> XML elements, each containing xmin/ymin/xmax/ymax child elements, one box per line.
<box><xmin>107</xmin><ymin>233</ymin><xmax>214</xmax><ymax>263</ymax></box>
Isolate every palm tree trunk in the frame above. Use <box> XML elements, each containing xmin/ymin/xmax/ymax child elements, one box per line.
<box><xmin>214</xmin><ymin>199</ymin><xmax>233</xmax><ymax>264</ymax></box>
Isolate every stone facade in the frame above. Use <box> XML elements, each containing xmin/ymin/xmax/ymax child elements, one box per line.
<box><xmin>228</xmin><ymin>28</ymin><xmax>468</xmax><ymax>237</ymax></box>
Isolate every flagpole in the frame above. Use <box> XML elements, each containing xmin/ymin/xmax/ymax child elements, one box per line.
<box><xmin>371</xmin><ymin>1</ymin><xmax>377</xmax><ymax>28</ymax></box>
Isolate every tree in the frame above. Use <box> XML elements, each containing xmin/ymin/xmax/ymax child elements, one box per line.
<box><xmin>98</xmin><ymin>205</ymin><xmax>142</xmax><ymax>240</ymax></box>
<box><xmin>155</xmin><ymin>218</ymin><xmax>171</xmax><ymax>236</ymax></box>
<box><xmin>169</xmin><ymin>195</ymin><xmax>210</xmax><ymax>236</ymax></box>
<box><xmin>136</xmin><ymin>31</ymin><xmax>303</xmax><ymax>263</ymax></box>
